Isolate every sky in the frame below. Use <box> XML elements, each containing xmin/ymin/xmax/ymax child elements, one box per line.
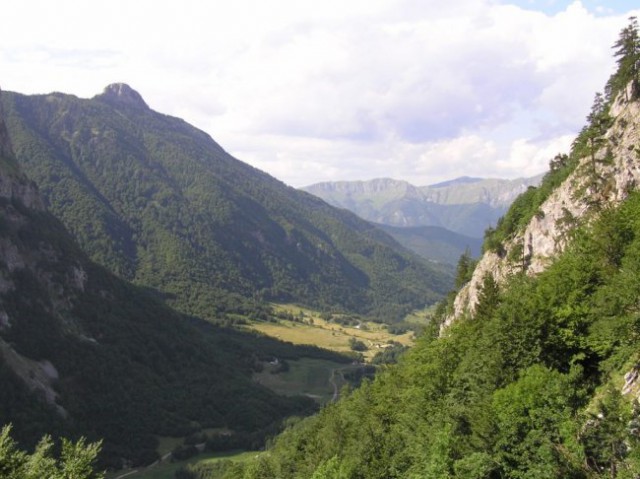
<box><xmin>1</xmin><ymin>1</ymin><xmax>639</xmax><ymax>188</ymax></box>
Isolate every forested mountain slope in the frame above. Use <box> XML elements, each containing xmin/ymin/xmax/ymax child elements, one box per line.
<box><xmin>0</xmin><ymin>87</ymin><xmax>450</xmax><ymax>322</ymax></box>
<box><xmin>377</xmin><ymin>224</ymin><xmax>482</xmax><ymax>265</ymax></box>
<box><xmin>0</xmin><ymin>92</ymin><xmax>350</xmax><ymax>469</ymax></box>
<box><xmin>212</xmin><ymin>20</ymin><xmax>640</xmax><ymax>479</ymax></box>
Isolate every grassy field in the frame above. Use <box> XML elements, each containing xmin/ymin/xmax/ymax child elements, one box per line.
<box><xmin>155</xmin><ymin>428</ymin><xmax>232</xmax><ymax>458</ymax></box>
<box><xmin>253</xmin><ymin>357</ymin><xmax>360</xmax><ymax>403</ymax></box>
<box><xmin>108</xmin><ymin>450</ymin><xmax>258</xmax><ymax>479</ymax></box>
<box><xmin>247</xmin><ymin>304</ymin><xmax>415</xmax><ymax>361</ymax></box>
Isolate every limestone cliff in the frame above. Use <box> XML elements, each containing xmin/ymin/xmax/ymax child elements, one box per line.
<box><xmin>446</xmin><ymin>82</ymin><xmax>640</xmax><ymax>328</ymax></box>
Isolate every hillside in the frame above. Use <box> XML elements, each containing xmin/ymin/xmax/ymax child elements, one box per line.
<box><xmin>0</xmin><ymin>86</ymin><xmax>450</xmax><ymax>323</ymax></box>
<box><xmin>302</xmin><ymin>175</ymin><xmax>542</xmax><ymax>239</ymax></box>
<box><xmin>209</xmin><ymin>20</ymin><xmax>640</xmax><ymax>479</ymax></box>
<box><xmin>0</xmin><ymin>91</ymin><xmax>354</xmax><ymax>468</ymax></box>
<box><xmin>377</xmin><ymin>224</ymin><xmax>482</xmax><ymax>265</ymax></box>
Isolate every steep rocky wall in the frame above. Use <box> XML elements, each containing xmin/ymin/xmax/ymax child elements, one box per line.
<box><xmin>445</xmin><ymin>84</ymin><xmax>640</xmax><ymax>328</ymax></box>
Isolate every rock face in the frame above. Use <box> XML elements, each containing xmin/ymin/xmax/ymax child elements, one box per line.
<box><xmin>446</xmin><ymin>85</ymin><xmax>640</xmax><ymax>327</ymax></box>
<box><xmin>96</xmin><ymin>83</ymin><xmax>149</xmax><ymax>109</ymax></box>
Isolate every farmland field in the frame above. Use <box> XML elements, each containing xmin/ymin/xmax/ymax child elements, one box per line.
<box><xmin>253</xmin><ymin>357</ymin><xmax>358</xmax><ymax>403</ymax></box>
<box><xmin>246</xmin><ymin>304</ymin><xmax>415</xmax><ymax>361</ymax></box>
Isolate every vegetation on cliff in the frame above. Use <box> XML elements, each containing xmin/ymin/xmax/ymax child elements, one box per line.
<box><xmin>210</xmin><ymin>18</ymin><xmax>640</xmax><ymax>479</ymax></box>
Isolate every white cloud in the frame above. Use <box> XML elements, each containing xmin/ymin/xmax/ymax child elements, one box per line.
<box><xmin>0</xmin><ymin>0</ymin><xmax>638</xmax><ymax>187</ymax></box>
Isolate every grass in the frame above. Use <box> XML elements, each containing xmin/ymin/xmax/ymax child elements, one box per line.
<box><xmin>253</xmin><ymin>357</ymin><xmax>360</xmax><ymax>403</ymax></box>
<box><xmin>404</xmin><ymin>306</ymin><xmax>434</xmax><ymax>325</ymax></box>
<box><xmin>155</xmin><ymin>428</ymin><xmax>231</xmax><ymax>458</ymax></box>
<box><xmin>107</xmin><ymin>450</ymin><xmax>258</xmax><ymax>479</ymax></box>
<box><xmin>247</xmin><ymin>304</ymin><xmax>415</xmax><ymax>361</ymax></box>
<box><xmin>247</xmin><ymin>305</ymin><xmax>415</xmax><ymax>402</ymax></box>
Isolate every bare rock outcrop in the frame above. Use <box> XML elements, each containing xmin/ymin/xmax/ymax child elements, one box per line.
<box><xmin>445</xmin><ymin>86</ymin><xmax>640</xmax><ymax>328</ymax></box>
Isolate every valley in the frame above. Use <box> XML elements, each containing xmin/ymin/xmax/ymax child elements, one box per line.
<box><xmin>0</xmin><ymin>84</ymin><xmax>441</xmax><ymax>473</ymax></box>
<box><xmin>246</xmin><ymin>304</ymin><xmax>416</xmax><ymax>361</ymax></box>
<box><xmin>2</xmin><ymin>12</ymin><xmax>640</xmax><ymax>479</ymax></box>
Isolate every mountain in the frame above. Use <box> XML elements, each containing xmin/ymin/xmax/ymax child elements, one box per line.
<box><xmin>0</xmin><ymin>85</ymin><xmax>451</xmax><ymax>323</ymax></box>
<box><xmin>0</xmin><ymin>90</ymin><xmax>353</xmax><ymax>468</ymax></box>
<box><xmin>213</xmin><ymin>22</ymin><xmax>640</xmax><ymax>479</ymax></box>
<box><xmin>302</xmin><ymin>175</ymin><xmax>542</xmax><ymax>239</ymax></box>
<box><xmin>377</xmin><ymin>224</ymin><xmax>482</xmax><ymax>266</ymax></box>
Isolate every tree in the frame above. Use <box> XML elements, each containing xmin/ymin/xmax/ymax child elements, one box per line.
<box><xmin>608</xmin><ymin>16</ymin><xmax>640</xmax><ymax>100</ymax></box>
<box><xmin>0</xmin><ymin>424</ymin><xmax>104</xmax><ymax>479</ymax></box>
<box><xmin>474</xmin><ymin>272</ymin><xmax>500</xmax><ymax>322</ymax></box>
<box><xmin>311</xmin><ymin>455</ymin><xmax>347</xmax><ymax>479</ymax></box>
<box><xmin>455</xmin><ymin>249</ymin><xmax>475</xmax><ymax>290</ymax></box>
<box><xmin>580</xmin><ymin>387</ymin><xmax>640</xmax><ymax>478</ymax></box>
<box><xmin>583</xmin><ymin>92</ymin><xmax>612</xmax><ymax>168</ymax></box>
<box><xmin>349</xmin><ymin>337</ymin><xmax>368</xmax><ymax>352</ymax></box>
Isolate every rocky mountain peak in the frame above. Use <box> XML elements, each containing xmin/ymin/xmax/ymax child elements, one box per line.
<box><xmin>97</xmin><ymin>83</ymin><xmax>149</xmax><ymax>109</ymax></box>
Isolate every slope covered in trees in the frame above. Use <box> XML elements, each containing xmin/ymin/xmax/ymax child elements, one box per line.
<box><xmin>209</xmin><ymin>18</ymin><xmax>640</xmax><ymax>479</ymax></box>
<box><xmin>0</xmin><ymin>95</ymin><xmax>352</xmax><ymax>469</ymax></box>
<box><xmin>0</xmin><ymin>88</ymin><xmax>450</xmax><ymax>322</ymax></box>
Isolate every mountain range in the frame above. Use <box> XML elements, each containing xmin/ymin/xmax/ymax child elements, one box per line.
<box><xmin>0</xmin><ymin>83</ymin><xmax>462</xmax><ymax>469</ymax></box>
<box><xmin>302</xmin><ymin>175</ymin><xmax>542</xmax><ymax>238</ymax></box>
<box><xmin>1</xmin><ymin>84</ymin><xmax>451</xmax><ymax>323</ymax></box>
<box><xmin>302</xmin><ymin>175</ymin><xmax>542</xmax><ymax>239</ymax></box>
<box><xmin>301</xmin><ymin>176</ymin><xmax>542</xmax><ymax>265</ymax></box>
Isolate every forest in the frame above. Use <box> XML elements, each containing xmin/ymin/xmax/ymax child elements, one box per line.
<box><xmin>187</xmin><ymin>17</ymin><xmax>640</xmax><ymax>479</ymax></box>
<box><xmin>2</xmin><ymin>14</ymin><xmax>640</xmax><ymax>479</ymax></box>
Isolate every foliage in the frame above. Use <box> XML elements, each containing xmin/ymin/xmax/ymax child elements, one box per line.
<box><xmin>482</xmin><ymin>17</ymin><xmax>640</xmax><ymax>258</ymax></box>
<box><xmin>348</xmin><ymin>337</ymin><xmax>368</xmax><ymax>352</ymax></box>
<box><xmin>454</xmin><ymin>248</ymin><xmax>476</xmax><ymax>289</ymax></box>
<box><xmin>0</xmin><ymin>89</ymin><xmax>451</xmax><ymax>322</ymax></box>
<box><xmin>0</xmin><ymin>189</ymin><xmax>356</xmax><ymax>468</ymax></box>
<box><xmin>227</xmin><ymin>187</ymin><xmax>640</xmax><ymax>478</ymax></box>
<box><xmin>0</xmin><ymin>424</ymin><xmax>103</xmax><ymax>479</ymax></box>
<box><xmin>607</xmin><ymin>16</ymin><xmax>640</xmax><ymax>101</ymax></box>
<box><xmin>371</xmin><ymin>342</ymin><xmax>408</xmax><ymax>366</ymax></box>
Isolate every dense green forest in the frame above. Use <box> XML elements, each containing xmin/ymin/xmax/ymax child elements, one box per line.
<box><xmin>0</xmin><ymin>87</ymin><xmax>450</xmax><ymax>323</ymax></box>
<box><xmin>191</xmin><ymin>18</ymin><xmax>640</xmax><ymax>479</ymax></box>
<box><xmin>0</xmin><ymin>186</ymin><xmax>352</xmax><ymax>469</ymax></box>
<box><xmin>0</xmin><ymin>98</ymin><xmax>359</xmax><ymax>470</ymax></box>
<box><xmin>3</xmin><ymin>14</ymin><xmax>640</xmax><ymax>479</ymax></box>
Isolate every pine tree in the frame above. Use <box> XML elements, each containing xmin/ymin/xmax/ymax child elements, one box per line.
<box><xmin>607</xmin><ymin>16</ymin><xmax>640</xmax><ymax>101</ymax></box>
<box><xmin>455</xmin><ymin>249</ymin><xmax>474</xmax><ymax>290</ymax></box>
<box><xmin>474</xmin><ymin>272</ymin><xmax>500</xmax><ymax>322</ymax></box>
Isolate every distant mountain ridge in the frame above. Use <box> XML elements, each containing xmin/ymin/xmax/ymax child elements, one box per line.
<box><xmin>302</xmin><ymin>175</ymin><xmax>543</xmax><ymax>239</ymax></box>
<box><xmin>1</xmin><ymin>85</ymin><xmax>450</xmax><ymax>322</ymax></box>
